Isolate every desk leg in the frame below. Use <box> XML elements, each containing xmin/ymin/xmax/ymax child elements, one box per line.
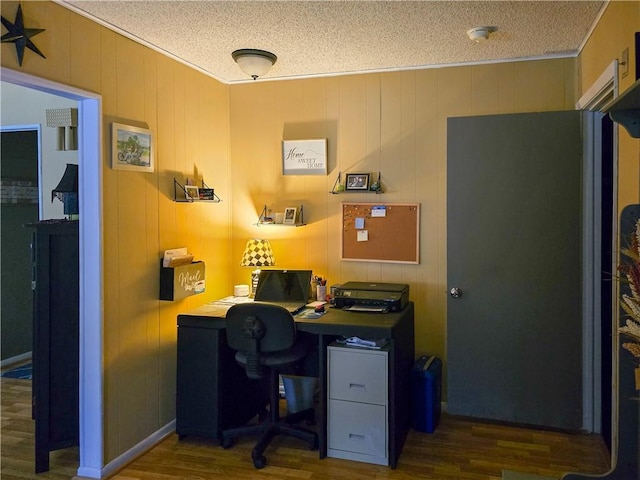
<box><xmin>317</xmin><ymin>333</ymin><xmax>328</xmax><ymax>459</ymax></box>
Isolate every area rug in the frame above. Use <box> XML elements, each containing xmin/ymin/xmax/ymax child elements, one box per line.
<box><xmin>503</xmin><ymin>470</ymin><xmax>556</xmax><ymax>480</ymax></box>
<box><xmin>1</xmin><ymin>363</ymin><xmax>32</xmax><ymax>379</ymax></box>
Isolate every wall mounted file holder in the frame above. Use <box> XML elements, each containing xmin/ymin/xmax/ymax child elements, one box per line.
<box><xmin>159</xmin><ymin>259</ymin><xmax>205</xmax><ymax>300</ymax></box>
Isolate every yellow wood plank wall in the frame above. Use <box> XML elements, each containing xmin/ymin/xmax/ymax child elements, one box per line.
<box><xmin>579</xmin><ymin>0</ymin><xmax>640</xmax><ymax>210</ymax></box>
<box><xmin>1</xmin><ymin>0</ymin><xmax>637</xmax><ymax>469</ymax></box>
<box><xmin>1</xmin><ymin>0</ymin><xmax>232</xmax><ymax>462</ymax></box>
<box><xmin>229</xmin><ymin>58</ymin><xmax>576</xmax><ymax>390</ymax></box>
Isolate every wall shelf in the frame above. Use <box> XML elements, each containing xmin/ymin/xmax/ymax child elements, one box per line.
<box><xmin>330</xmin><ymin>171</ymin><xmax>383</xmax><ymax>194</ymax></box>
<box><xmin>257</xmin><ymin>204</ymin><xmax>306</xmax><ymax>226</ymax></box>
<box><xmin>173</xmin><ymin>178</ymin><xmax>221</xmax><ymax>203</ymax></box>
<box><xmin>603</xmin><ymin>78</ymin><xmax>640</xmax><ymax>138</ymax></box>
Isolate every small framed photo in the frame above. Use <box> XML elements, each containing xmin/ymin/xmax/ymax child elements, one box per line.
<box><xmin>199</xmin><ymin>188</ymin><xmax>215</xmax><ymax>200</ymax></box>
<box><xmin>184</xmin><ymin>185</ymin><xmax>199</xmax><ymax>200</ymax></box>
<box><xmin>345</xmin><ymin>173</ymin><xmax>370</xmax><ymax>191</ymax></box>
<box><xmin>111</xmin><ymin>123</ymin><xmax>154</xmax><ymax>172</ymax></box>
<box><xmin>283</xmin><ymin>207</ymin><xmax>298</xmax><ymax>225</ymax></box>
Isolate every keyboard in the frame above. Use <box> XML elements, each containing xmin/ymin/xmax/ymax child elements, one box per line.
<box><xmin>263</xmin><ymin>301</ymin><xmax>306</xmax><ymax>314</ymax></box>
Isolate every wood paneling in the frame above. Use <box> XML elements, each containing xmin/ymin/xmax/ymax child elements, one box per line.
<box><xmin>1</xmin><ymin>0</ymin><xmax>636</xmax><ymax>471</ymax></box>
<box><xmin>579</xmin><ymin>1</ymin><xmax>640</xmax><ymax>210</ymax></box>
<box><xmin>229</xmin><ymin>58</ymin><xmax>575</xmax><ymax>390</ymax></box>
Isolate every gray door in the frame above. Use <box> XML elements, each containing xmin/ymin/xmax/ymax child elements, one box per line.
<box><xmin>447</xmin><ymin>111</ymin><xmax>583</xmax><ymax>430</ymax></box>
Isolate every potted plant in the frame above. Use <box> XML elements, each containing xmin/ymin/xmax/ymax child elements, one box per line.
<box><xmin>619</xmin><ymin>217</ymin><xmax>640</xmax><ymax>391</ymax></box>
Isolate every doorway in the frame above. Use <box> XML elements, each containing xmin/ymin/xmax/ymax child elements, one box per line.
<box><xmin>0</xmin><ymin>127</ymin><xmax>40</xmax><ymax>362</ymax></box>
<box><xmin>1</xmin><ymin>67</ymin><xmax>104</xmax><ymax>477</ymax></box>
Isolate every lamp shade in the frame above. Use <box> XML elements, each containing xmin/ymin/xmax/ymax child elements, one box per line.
<box><xmin>52</xmin><ymin>164</ymin><xmax>78</xmax><ymax>200</ymax></box>
<box><xmin>240</xmin><ymin>239</ymin><xmax>275</xmax><ymax>267</ymax></box>
<box><xmin>232</xmin><ymin>49</ymin><xmax>277</xmax><ymax>80</ymax></box>
<box><xmin>51</xmin><ymin>163</ymin><xmax>78</xmax><ymax>217</ymax></box>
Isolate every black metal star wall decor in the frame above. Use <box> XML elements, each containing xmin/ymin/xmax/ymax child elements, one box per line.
<box><xmin>1</xmin><ymin>3</ymin><xmax>46</xmax><ymax>66</ymax></box>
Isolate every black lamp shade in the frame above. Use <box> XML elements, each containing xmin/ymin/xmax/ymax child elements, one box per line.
<box><xmin>52</xmin><ymin>163</ymin><xmax>78</xmax><ymax>216</ymax></box>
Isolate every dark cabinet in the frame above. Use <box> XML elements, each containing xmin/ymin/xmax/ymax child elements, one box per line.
<box><xmin>29</xmin><ymin>220</ymin><xmax>79</xmax><ymax>473</ymax></box>
<box><xmin>176</xmin><ymin>315</ymin><xmax>266</xmax><ymax>439</ymax></box>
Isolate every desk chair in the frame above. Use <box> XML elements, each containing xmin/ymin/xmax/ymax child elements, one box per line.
<box><xmin>221</xmin><ymin>302</ymin><xmax>318</xmax><ymax>469</ymax></box>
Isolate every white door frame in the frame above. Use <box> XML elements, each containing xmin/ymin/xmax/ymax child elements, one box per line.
<box><xmin>1</xmin><ymin>67</ymin><xmax>104</xmax><ymax>478</ymax></box>
<box><xmin>576</xmin><ymin>60</ymin><xmax>619</xmax><ymax>437</ymax></box>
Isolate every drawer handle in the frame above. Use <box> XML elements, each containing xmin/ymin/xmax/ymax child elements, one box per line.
<box><xmin>348</xmin><ymin>433</ymin><xmax>365</xmax><ymax>441</ymax></box>
<box><xmin>349</xmin><ymin>383</ymin><xmax>366</xmax><ymax>390</ymax></box>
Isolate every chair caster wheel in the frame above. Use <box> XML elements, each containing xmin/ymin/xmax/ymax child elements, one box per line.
<box><xmin>221</xmin><ymin>437</ymin><xmax>233</xmax><ymax>449</ymax></box>
<box><xmin>252</xmin><ymin>455</ymin><xmax>267</xmax><ymax>469</ymax></box>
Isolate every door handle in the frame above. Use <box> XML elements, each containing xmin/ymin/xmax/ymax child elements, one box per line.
<box><xmin>449</xmin><ymin>287</ymin><xmax>462</xmax><ymax>298</ymax></box>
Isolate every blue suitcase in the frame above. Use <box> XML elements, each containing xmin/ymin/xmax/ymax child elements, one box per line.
<box><xmin>412</xmin><ymin>355</ymin><xmax>442</xmax><ymax>433</ymax></box>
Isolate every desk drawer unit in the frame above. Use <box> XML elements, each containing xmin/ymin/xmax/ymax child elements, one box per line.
<box><xmin>327</xmin><ymin>345</ymin><xmax>389</xmax><ymax>465</ymax></box>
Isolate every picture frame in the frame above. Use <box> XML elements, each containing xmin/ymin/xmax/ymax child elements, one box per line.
<box><xmin>345</xmin><ymin>173</ymin><xmax>370</xmax><ymax>191</ymax></box>
<box><xmin>283</xmin><ymin>207</ymin><xmax>298</xmax><ymax>225</ymax></box>
<box><xmin>112</xmin><ymin>123</ymin><xmax>154</xmax><ymax>172</ymax></box>
<box><xmin>198</xmin><ymin>188</ymin><xmax>215</xmax><ymax>200</ymax></box>
<box><xmin>282</xmin><ymin>139</ymin><xmax>327</xmax><ymax>175</ymax></box>
<box><xmin>184</xmin><ymin>185</ymin><xmax>199</xmax><ymax>200</ymax></box>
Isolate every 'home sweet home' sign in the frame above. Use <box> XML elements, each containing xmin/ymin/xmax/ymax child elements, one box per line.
<box><xmin>282</xmin><ymin>139</ymin><xmax>327</xmax><ymax>175</ymax></box>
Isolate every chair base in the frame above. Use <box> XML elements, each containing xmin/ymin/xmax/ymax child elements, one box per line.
<box><xmin>222</xmin><ymin>407</ymin><xmax>318</xmax><ymax>469</ymax></box>
<box><xmin>221</xmin><ymin>355</ymin><xmax>318</xmax><ymax>469</ymax></box>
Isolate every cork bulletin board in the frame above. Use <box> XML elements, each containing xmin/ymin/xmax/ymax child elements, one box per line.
<box><xmin>341</xmin><ymin>202</ymin><xmax>420</xmax><ymax>263</ymax></box>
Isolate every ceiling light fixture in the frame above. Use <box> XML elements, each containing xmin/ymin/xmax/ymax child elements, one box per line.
<box><xmin>467</xmin><ymin>26</ymin><xmax>497</xmax><ymax>43</ymax></box>
<box><xmin>232</xmin><ymin>48</ymin><xmax>277</xmax><ymax>80</ymax></box>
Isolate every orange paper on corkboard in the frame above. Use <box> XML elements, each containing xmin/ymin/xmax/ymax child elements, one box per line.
<box><xmin>341</xmin><ymin>202</ymin><xmax>420</xmax><ymax>264</ymax></box>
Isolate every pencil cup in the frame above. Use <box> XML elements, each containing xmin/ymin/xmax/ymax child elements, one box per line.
<box><xmin>316</xmin><ymin>285</ymin><xmax>327</xmax><ymax>302</ymax></box>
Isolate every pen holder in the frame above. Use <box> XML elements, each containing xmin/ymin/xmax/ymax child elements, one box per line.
<box><xmin>316</xmin><ymin>285</ymin><xmax>327</xmax><ymax>302</ymax></box>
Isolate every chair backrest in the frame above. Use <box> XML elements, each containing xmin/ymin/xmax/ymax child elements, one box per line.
<box><xmin>225</xmin><ymin>302</ymin><xmax>297</xmax><ymax>379</ymax></box>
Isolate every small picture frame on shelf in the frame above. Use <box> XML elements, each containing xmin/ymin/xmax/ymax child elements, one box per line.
<box><xmin>184</xmin><ymin>185</ymin><xmax>199</xmax><ymax>200</ymax></box>
<box><xmin>345</xmin><ymin>173</ymin><xmax>370</xmax><ymax>191</ymax></box>
<box><xmin>283</xmin><ymin>207</ymin><xmax>298</xmax><ymax>225</ymax></box>
<box><xmin>199</xmin><ymin>188</ymin><xmax>215</xmax><ymax>200</ymax></box>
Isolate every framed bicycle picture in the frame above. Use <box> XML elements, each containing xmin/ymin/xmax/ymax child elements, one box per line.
<box><xmin>112</xmin><ymin>123</ymin><xmax>154</xmax><ymax>172</ymax></box>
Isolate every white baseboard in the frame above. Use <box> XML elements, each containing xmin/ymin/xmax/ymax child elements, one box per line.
<box><xmin>1</xmin><ymin>351</ymin><xmax>32</xmax><ymax>368</ymax></box>
<box><xmin>74</xmin><ymin>420</ymin><xmax>176</xmax><ymax>479</ymax></box>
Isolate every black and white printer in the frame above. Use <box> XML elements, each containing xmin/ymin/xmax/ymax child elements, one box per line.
<box><xmin>334</xmin><ymin>282</ymin><xmax>409</xmax><ymax>312</ymax></box>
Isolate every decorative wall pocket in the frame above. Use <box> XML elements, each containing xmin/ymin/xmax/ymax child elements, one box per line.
<box><xmin>159</xmin><ymin>259</ymin><xmax>205</xmax><ymax>301</ymax></box>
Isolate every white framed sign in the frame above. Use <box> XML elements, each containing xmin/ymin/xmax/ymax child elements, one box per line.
<box><xmin>282</xmin><ymin>139</ymin><xmax>327</xmax><ymax>175</ymax></box>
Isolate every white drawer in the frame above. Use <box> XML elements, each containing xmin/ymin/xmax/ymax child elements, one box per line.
<box><xmin>328</xmin><ymin>347</ymin><xmax>387</xmax><ymax>404</ymax></box>
<box><xmin>328</xmin><ymin>399</ymin><xmax>387</xmax><ymax>458</ymax></box>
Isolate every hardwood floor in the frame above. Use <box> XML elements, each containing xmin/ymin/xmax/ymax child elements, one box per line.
<box><xmin>1</xmin><ymin>376</ymin><xmax>610</xmax><ymax>480</ymax></box>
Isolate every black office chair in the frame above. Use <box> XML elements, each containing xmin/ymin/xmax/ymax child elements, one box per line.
<box><xmin>221</xmin><ymin>302</ymin><xmax>318</xmax><ymax>469</ymax></box>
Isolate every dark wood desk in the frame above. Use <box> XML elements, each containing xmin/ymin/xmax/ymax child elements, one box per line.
<box><xmin>176</xmin><ymin>301</ymin><xmax>414</xmax><ymax>468</ymax></box>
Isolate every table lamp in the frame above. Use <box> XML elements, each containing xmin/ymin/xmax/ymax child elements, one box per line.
<box><xmin>240</xmin><ymin>238</ymin><xmax>275</xmax><ymax>296</ymax></box>
<box><xmin>51</xmin><ymin>163</ymin><xmax>78</xmax><ymax>219</ymax></box>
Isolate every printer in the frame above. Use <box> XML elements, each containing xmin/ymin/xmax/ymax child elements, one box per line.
<box><xmin>334</xmin><ymin>282</ymin><xmax>409</xmax><ymax>312</ymax></box>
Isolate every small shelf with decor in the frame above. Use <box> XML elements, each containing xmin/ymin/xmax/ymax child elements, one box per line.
<box><xmin>257</xmin><ymin>204</ymin><xmax>306</xmax><ymax>227</ymax></box>
<box><xmin>173</xmin><ymin>178</ymin><xmax>221</xmax><ymax>203</ymax></box>
<box><xmin>330</xmin><ymin>171</ymin><xmax>383</xmax><ymax>194</ymax></box>
<box><xmin>603</xmin><ymin>77</ymin><xmax>640</xmax><ymax>138</ymax></box>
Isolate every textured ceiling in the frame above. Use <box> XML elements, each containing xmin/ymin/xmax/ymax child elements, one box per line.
<box><xmin>59</xmin><ymin>0</ymin><xmax>606</xmax><ymax>84</ymax></box>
